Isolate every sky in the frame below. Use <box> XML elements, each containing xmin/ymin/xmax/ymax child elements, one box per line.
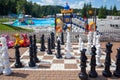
<box><xmin>27</xmin><ymin>0</ymin><xmax>120</xmax><ymax>10</ymax></box>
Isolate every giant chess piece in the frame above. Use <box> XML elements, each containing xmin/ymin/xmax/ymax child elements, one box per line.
<box><xmin>89</xmin><ymin>46</ymin><xmax>98</xmax><ymax>78</ymax></box>
<box><xmin>113</xmin><ymin>48</ymin><xmax>120</xmax><ymax>77</ymax></box>
<box><xmin>56</xmin><ymin>39</ymin><xmax>62</xmax><ymax>58</ymax></box>
<box><xmin>40</xmin><ymin>34</ymin><xmax>45</xmax><ymax>51</ymax></box>
<box><xmin>61</xmin><ymin>32</ymin><xmax>64</xmax><ymax>45</ymax></box>
<box><xmin>79</xmin><ymin>49</ymin><xmax>88</xmax><ymax>80</ymax></box>
<box><xmin>33</xmin><ymin>34</ymin><xmax>39</xmax><ymax>63</ymax></box>
<box><xmin>78</xmin><ymin>37</ymin><xmax>84</xmax><ymax>54</ymax></box>
<box><xmin>50</xmin><ymin>32</ymin><xmax>55</xmax><ymax>49</ymax></box>
<box><xmin>0</xmin><ymin>44</ymin><xmax>3</xmax><ymax>74</ymax></box>
<box><xmin>65</xmin><ymin>30</ymin><xmax>73</xmax><ymax>59</ymax></box>
<box><xmin>86</xmin><ymin>31</ymin><xmax>92</xmax><ymax>55</ymax></box>
<box><xmin>28</xmin><ymin>35</ymin><xmax>36</xmax><ymax>67</ymax></box>
<box><xmin>14</xmin><ymin>44</ymin><xmax>23</xmax><ymax>68</ymax></box>
<box><xmin>47</xmin><ymin>37</ymin><xmax>52</xmax><ymax>55</ymax></box>
<box><xmin>102</xmin><ymin>42</ymin><xmax>113</xmax><ymax>77</ymax></box>
<box><xmin>0</xmin><ymin>37</ymin><xmax>12</xmax><ymax>75</ymax></box>
<box><xmin>96</xmin><ymin>35</ymin><xmax>102</xmax><ymax>67</ymax></box>
<box><xmin>93</xmin><ymin>31</ymin><xmax>97</xmax><ymax>46</ymax></box>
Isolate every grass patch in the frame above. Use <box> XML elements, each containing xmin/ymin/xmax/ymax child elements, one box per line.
<box><xmin>0</xmin><ymin>24</ymin><xmax>33</xmax><ymax>32</ymax></box>
<box><xmin>0</xmin><ymin>18</ymin><xmax>15</xmax><ymax>23</ymax></box>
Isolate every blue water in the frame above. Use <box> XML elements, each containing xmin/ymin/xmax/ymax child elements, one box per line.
<box><xmin>12</xmin><ymin>18</ymin><xmax>55</xmax><ymax>27</ymax></box>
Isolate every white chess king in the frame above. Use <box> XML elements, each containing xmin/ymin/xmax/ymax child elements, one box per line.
<box><xmin>0</xmin><ymin>37</ymin><xmax>12</xmax><ymax>75</ymax></box>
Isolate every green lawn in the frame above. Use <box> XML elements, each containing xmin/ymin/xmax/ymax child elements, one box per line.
<box><xmin>0</xmin><ymin>24</ymin><xmax>33</xmax><ymax>32</ymax></box>
<box><xmin>0</xmin><ymin>18</ymin><xmax>15</xmax><ymax>23</ymax></box>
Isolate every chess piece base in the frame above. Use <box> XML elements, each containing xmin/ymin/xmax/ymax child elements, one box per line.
<box><xmin>47</xmin><ymin>50</ymin><xmax>52</xmax><ymax>55</ymax></box>
<box><xmin>102</xmin><ymin>70</ymin><xmax>112</xmax><ymax>77</ymax></box>
<box><xmin>79</xmin><ymin>73</ymin><xmax>88</xmax><ymax>80</ymax></box>
<box><xmin>15</xmin><ymin>62</ymin><xmax>23</xmax><ymax>68</ymax></box>
<box><xmin>29</xmin><ymin>61</ymin><xmax>36</xmax><ymax>67</ymax></box>
<box><xmin>3</xmin><ymin>68</ymin><xmax>12</xmax><ymax>75</ymax></box>
<box><xmin>40</xmin><ymin>48</ymin><xmax>45</xmax><ymax>52</ymax></box>
<box><xmin>89</xmin><ymin>71</ymin><xmax>98</xmax><ymax>78</ymax></box>
<box><xmin>34</xmin><ymin>58</ymin><xmax>40</xmax><ymax>63</ymax></box>
<box><xmin>56</xmin><ymin>54</ymin><xmax>62</xmax><ymax>59</ymax></box>
<box><xmin>113</xmin><ymin>71</ymin><xmax>120</xmax><ymax>77</ymax></box>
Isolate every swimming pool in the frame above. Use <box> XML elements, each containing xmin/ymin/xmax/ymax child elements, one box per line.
<box><xmin>12</xmin><ymin>18</ymin><xmax>55</xmax><ymax>27</ymax></box>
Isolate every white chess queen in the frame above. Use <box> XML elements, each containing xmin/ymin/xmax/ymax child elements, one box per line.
<box><xmin>0</xmin><ymin>37</ymin><xmax>12</xmax><ymax>75</ymax></box>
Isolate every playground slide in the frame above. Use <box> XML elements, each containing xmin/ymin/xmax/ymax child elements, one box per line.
<box><xmin>72</xmin><ymin>18</ymin><xmax>85</xmax><ymax>30</ymax></box>
<box><xmin>73</xmin><ymin>15</ymin><xmax>86</xmax><ymax>22</ymax></box>
<box><xmin>72</xmin><ymin>22</ymin><xmax>85</xmax><ymax>29</ymax></box>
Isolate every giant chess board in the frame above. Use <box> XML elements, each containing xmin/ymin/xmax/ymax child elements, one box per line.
<box><xmin>10</xmin><ymin>43</ymin><xmax>116</xmax><ymax>71</ymax></box>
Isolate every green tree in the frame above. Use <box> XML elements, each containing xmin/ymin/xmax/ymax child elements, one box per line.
<box><xmin>113</xmin><ymin>5</ymin><xmax>118</xmax><ymax>16</ymax></box>
<box><xmin>81</xmin><ymin>3</ymin><xmax>87</xmax><ymax>18</ymax></box>
<box><xmin>16</xmin><ymin>0</ymin><xmax>27</xmax><ymax>14</ymax></box>
<box><xmin>98</xmin><ymin>6</ymin><xmax>107</xmax><ymax>18</ymax></box>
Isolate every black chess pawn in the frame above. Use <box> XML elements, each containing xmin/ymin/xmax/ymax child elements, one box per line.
<box><xmin>33</xmin><ymin>34</ymin><xmax>39</xmax><ymax>63</ymax></box>
<box><xmin>47</xmin><ymin>37</ymin><xmax>52</xmax><ymax>55</ymax></box>
<box><xmin>102</xmin><ymin>42</ymin><xmax>113</xmax><ymax>77</ymax></box>
<box><xmin>88</xmin><ymin>46</ymin><xmax>98</xmax><ymax>78</ymax></box>
<box><xmin>14</xmin><ymin>44</ymin><xmax>23</xmax><ymax>68</ymax></box>
<box><xmin>50</xmin><ymin>32</ymin><xmax>55</xmax><ymax>49</ymax></box>
<box><xmin>113</xmin><ymin>48</ymin><xmax>120</xmax><ymax>77</ymax></box>
<box><xmin>61</xmin><ymin>32</ymin><xmax>64</xmax><ymax>45</ymax></box>
<box><xmin>40</xmin><ymin>34</ymin><xmax>45</xmax><ymax>51</ymax></box>
<box><xmin>56</xmin><ymin>39</ymin><xmax>62</xmax><ymax>58</ymax></box>
<box><xmin>28</xmin><ymin>35</ymin><xmax>36</xmax><ymax>67</ymax></box>
<box><xmin>79</xmin><ymin>49</ymin><xmax>88</xmax><ymax>80</ymax></box>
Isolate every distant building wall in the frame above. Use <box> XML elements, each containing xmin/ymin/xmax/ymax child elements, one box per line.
<box><xmin>107</xmin><ymin>16</ymin><xmax>120</xmax><ymax>20</ymax></box>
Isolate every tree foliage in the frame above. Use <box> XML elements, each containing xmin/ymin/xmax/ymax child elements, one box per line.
<box><xmin>0</xmin><ymin>0</ymin><xmax>120</xmax><ymax>18</ymax></box>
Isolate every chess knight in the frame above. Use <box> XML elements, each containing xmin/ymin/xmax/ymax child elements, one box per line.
<box><xmin>0</xmin><ymin>37</ymin><xmax>12</xmax><ymax>75</ymax></box>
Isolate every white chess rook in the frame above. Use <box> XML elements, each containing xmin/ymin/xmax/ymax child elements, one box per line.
<box><xmin>65</xmin><ymin>30</ymin><xmax>72</xmax><ymax>58</ymax></box>
<box><xmin>0</xmin><ymin>37</ymin><xmax>12</xmax><ymax>75</ymax></box>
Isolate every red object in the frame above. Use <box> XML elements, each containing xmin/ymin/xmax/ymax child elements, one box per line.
<box><xmin>1</xmin><ymin>34</ymin><xmax>14</xmax><ymax>48</ymax></box>
<box><xmin>21</xmin><ymin>34</ymin><xmax>30</xmax><ymax>47</ymax></box>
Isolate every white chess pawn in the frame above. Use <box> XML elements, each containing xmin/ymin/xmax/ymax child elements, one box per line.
<box><xmin>77</xmin><ymin>37</ymin><xmax>84</xmax><ymax>54</ymax></box>
<box><xmin>66</xmin><ymin>30</ymin><xmax>72</xmax><ymax>51</ymax></box>
<box><xmin>65</xmin><ymin>30</ymin><xmax>73</xmax><ymax>58</ymax></box>
<box><xmin>0</xmin><ymin>37</ymin><xmax>12</xmax><ymax>75</ymax></box>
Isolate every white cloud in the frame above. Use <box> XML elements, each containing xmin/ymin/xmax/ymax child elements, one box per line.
<box><xmin>31</xmin><ymin>0</ymin><xmax>95</xmax><ymax>9</ymax></box>
<box><xmin>70</xmin><ymin>1</ymin><xmax>85</xmax><ymax>9</ymax></box>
